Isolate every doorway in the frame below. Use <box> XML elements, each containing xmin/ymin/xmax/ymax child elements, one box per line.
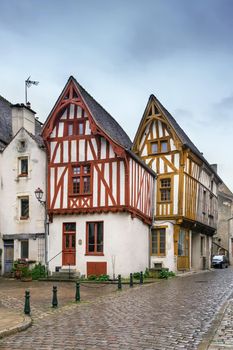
<box><xmin>177</xmin><ymin>229</ymin><xmax>189</xmax><ymax>270</ymax></box>
<box><xmin>4</xmin><ymin>240</ymin><xmax>14</xmax><ymax>274</ymax></box>
<box><xmin>62</xmin><ymin>223</ymin><xmax>76</xmax><ymax>265</ymax></box>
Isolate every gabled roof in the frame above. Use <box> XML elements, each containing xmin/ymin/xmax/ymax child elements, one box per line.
<box><xmin>0</xmin><ymin>95</ymin><xmax>12</xmax><ymax>145</ymax></box>
<box><xmin>73</xmin><ymin>77</ymin><xmax>132</xmax><ymax>150</ymax></box>
<box><xmin>42</xmin><ymin>76</ymin><xmax>156</xmax><ymax>177</ymax></box>
<box><xmin>134</xmin><ymin>94</ymin><xmax>221</xmax><ymax>182</ymax></box>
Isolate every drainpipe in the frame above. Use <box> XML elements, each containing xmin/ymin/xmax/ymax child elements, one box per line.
<box><xmin>149</xmin><ymin>174</ymin><xmax>157</xmax><ymax>269</ymax></box>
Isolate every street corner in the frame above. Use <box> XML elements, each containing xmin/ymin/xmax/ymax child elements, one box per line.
<box><xmin>0</xmin><ymin>307</ymin><xmax>32</xmax><ymax>339</ymax></box>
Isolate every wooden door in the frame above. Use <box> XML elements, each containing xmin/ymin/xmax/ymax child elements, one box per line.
<box><xmin>4</xmin><ymin>240</ymin><xmax>14</xmax><ymax>274</ymax></box>
<box><xmin>177</xmin><ymin>229</ymin><xmax>189</xmax><ymax>270</ymax></box>
<box><xmin>87</xmin><ymin>262</ymin><xmax>107</xmax><ymax>276</ymax></box>
<box><xmin>62</xmin><ymin>223</ymin><xmax>76</xmax><ymax>265</ymax></box>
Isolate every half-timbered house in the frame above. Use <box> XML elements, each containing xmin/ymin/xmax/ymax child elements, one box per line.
<box><xmin>42</xmin><ymin>77</ymin><xmax>155</xmax><ymax>277</ymax></box>
<box><xmin>133</xmin><ymin>95</ymin><xmax>221</xmax><ymax>272</ymax></box>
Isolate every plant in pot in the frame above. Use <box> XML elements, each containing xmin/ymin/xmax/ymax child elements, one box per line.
<box><xmin>21</xmin><ymin>266</ymin><xmax>32</xmax><ymax>282</ymax></box>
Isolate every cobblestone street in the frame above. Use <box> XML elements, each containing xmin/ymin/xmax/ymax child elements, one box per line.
<box><xmin>1</xmin><ymin>269</ymin><xmax>233</xmax><ymax>349</ymax></box>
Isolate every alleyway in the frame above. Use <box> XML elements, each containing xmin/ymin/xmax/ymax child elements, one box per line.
<box><xmin>0</xmin><ymin>269</ymin><xmax>233</xmax><ymax>349</ymax></box>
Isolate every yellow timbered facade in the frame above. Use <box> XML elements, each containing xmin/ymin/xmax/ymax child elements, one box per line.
<box><xmin>133</xmin><ymin>95</ymin><xmax>221</xmax><ymax>271</ymax></box>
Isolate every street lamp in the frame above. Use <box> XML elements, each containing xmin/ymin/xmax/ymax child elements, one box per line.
<box><xmin>34</xmin><ymin>187</ymin><xmax>48</xmax><ymax>273</ymax></box>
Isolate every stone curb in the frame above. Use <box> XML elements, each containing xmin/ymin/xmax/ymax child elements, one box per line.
<box><xmin>0</xmin><ymin>315</ymin><xmax>32</xmax><ymax>339</ymax></box>
<box><xmin>198</xmin><ymin>300</ymin><xmax>230</xmax><ymax>350</ymax></box>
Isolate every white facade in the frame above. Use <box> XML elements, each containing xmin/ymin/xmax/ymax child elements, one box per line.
<box><xmin>48</xmin><ymin>212</ymin><xmax>149</xmax><ymax>278</ymax></box>
<box><xmin>0</xmin><ymin>126</ymin><xmax>46</xmax><ymax>274</ymax></box>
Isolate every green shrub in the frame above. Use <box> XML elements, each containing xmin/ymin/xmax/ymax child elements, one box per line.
<box><xmin>159</xmin><ymin>269</ymin><xmax>176</xmax><ymax>279</ymax></box>
<box><xmin>133</xmin><ymin>272</ymin><xmax>141</xmax><ymax>279</ymax></box>
<box><xmin>97</xmin><ymin>274</ymin><xmax>109</xmax><ymax>281</ymax></box>
<box><xmin>21</xmin><ymin>266</ymin><xmax>32</xmax><ymax>278</ymax></box>
<box><xmin>143</xmin><ymin>268</ymin><xmax>150</xmax><ymax>278</ymax></box>
<box><xmin>31</xmin><ymin>263</ymin><xmax>46</xmax><ymax>280</ymax></box>
<box><xmin>87</xmin><ymin>274</ymin><xmax>97</xmax><ymax>280</ymax></box>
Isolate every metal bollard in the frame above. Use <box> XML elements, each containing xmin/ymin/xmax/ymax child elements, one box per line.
<box><xmin>52</xmin><ymin>286</ymin><xmax>58</xmax><ymax>308</ymax></box>
<box><xmin>130</xmin><ymin>273</ymin><xmax>133</xmax><ymax>288</ymax></box>
<box><xmin>75</xmin><ymin>282</ymin><xmax>80</xmax><ymax>302</ymax></box>
<box><xmin>140</xmin><ymin>271</ymin><xmax>143</xmax><ymax>284</ymax></box>
<box><xmin>24</xmin><ymin>290</ymin><xmax>31</xmax><ymax>315</ymax></box>
<box><xmin>118</xmin><ymin>274</ymin><xmax>122</xmax><ymax>290</ymax></box>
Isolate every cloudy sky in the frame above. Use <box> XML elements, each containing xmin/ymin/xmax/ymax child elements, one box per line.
<box><xmin>1</xmin><ymin>0</ymin><xmax>233</xmax><ymax>189</ymax></box>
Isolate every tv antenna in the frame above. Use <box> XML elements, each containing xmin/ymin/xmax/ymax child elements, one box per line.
<box><xmin>25</xmin><ymin>76</ymin><xmax>39</xmax><ymax>105</ymax></box>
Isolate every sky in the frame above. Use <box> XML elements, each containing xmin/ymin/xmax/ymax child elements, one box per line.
<box><xmin>1</xmin><ymin>0</ymin><xmax>233</xmax><ymax>189</ymax></box>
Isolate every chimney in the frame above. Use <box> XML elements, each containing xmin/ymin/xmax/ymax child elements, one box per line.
<box><xmin>210</xmin><ymin>164</ymin><xmax>218</xmax><ymax>173</ymax></box>
<box><xmin>11</xmin><ymin>103</ymin><xmax>36</xmax><ymax>136</ymax></box>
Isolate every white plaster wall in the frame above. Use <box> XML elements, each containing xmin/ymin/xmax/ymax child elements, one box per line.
<box><xmin>0</xmin><ymin>128</ymin><xmax>46</xmax><ymax>270</ymax></box>
<box><xmin>48</xmin><ymin>212</ymin><xmax>149</xmax><ymax>278</ymax></box>
<box><xmin>191</xmin><ymin>232</ymin><xmax>210</xmax><ymax>270</ymax></box>
<box><xmin>150</xmin><ymin>221</ymin><xmax>176</xmax><ymax>272</ymax></box>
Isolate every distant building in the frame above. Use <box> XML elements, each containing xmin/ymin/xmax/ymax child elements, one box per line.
<box><xmin>214</xmin><ymin>181</ymin><xmax>233</xmax><ymax>262</ymax></box>
<box><xmin>133</xmin><ymin>95</ymin><xmax>222</xmax><ymax>272</ymax></box>
<box><xmin>0</xmin><ymin>96</ymin><xmax>45</xmax><ymax>274</ymax></box>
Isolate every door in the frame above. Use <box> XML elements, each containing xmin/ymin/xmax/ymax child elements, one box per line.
<box><xmin>62</xmin><ymin>223</ymin><xmax>76</xmax><ymax>265</ymax></box>
<box><xmin>177</xmin><ymin>229</ymin><xmax>189</xmax><ymax>270</ymax></box>
<box><xmin>4</xmin><ymin>240</ymin><xmax>14</xmax><ymax>274</ymax></box>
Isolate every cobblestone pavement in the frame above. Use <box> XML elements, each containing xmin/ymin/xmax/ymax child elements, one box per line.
<box><xmin>207</xmin><ymin>298</ymin><xmax>233</xmax><ymax>349</ymax></box>
<box><xmin>1</xmin><ymin>269</ymin><xmax>233</xmax><ymax>350</ymax></box>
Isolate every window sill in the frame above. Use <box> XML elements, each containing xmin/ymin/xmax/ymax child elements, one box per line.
<box><xmin>69</xmin><ymin>193</ymin><xmax>92</xmax><ymax>197</ymax></box>
<box><xmin>18</xmin><ymin>174</ymin><xmax>28</xmax><ymax>178</ymax></box>
<box><xmin>151</xmin><ymin>254</ymin><xmax>166</xmax><ymax>257</ymax></box>
<box><xmin>85</xmin><ymin>253</ymin><xmax>104</xmax><ymax>256</ymax></box>
<box><xmin>20</xmin><ymin>217</ymin><xmax>29</xmax><ymax>220</ymax></box>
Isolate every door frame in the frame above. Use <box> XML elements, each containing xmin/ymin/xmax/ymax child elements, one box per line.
<box><xmin>62</xmin><ymin>223</ymin><xmax>76</xmax><ymax>266</ymax></box>
<box><xmin>177</xmin><ymin>228</ymin><xmax>190</xmax><ymax>270</ymax></box>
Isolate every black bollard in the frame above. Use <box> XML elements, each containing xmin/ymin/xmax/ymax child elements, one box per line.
<box><xmin>75</xmin><ymin>282</ymin><xmax>80</xmax><ymax>302</ymax></box>
<box><xmin>129</xmin><ymin>273</ymin><xmax>133</xmax><ymax>288</ymax></box>
<box><xmin>24</xmin><ymin>290</ymin><xmax>30</xmax><ymax>315</ymax></box>
<box><xmin>118</xmin><ymin>274</ymin><xmax>122</xmax><ymax>290</ymax></box>
<box><xmin>52</xmin><ymin>286</ymin><xmax>58</xmax><ymax>308</ymax></box>
<box><xmin>140</xmin><ymin>271</ymin><xmax>143</xmax><ymax>284</ymax></box>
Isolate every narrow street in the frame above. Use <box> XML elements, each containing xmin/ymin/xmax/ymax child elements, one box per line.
<box><xmin>0</xmin><ymin>269</ymin><xmax>233</xmax><ymax>349</ymax></box>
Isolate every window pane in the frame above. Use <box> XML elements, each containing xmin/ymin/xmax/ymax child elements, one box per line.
<box><xmin>160</xmin><ymin>229</ymin><xmax>166</xmax><ymax>254</ymax></box>
<box><xmin>88</xmin><ymin>223</ymin><xmax>95</xmax><ymax>245</ymax></box>
<box><xmin>160</xmin><ymin>189</ymin><xmax>170</xmax><ymax>201</ymax></box>
<box><xmin>21</xmin><ymin>158</ymin><xmax>28</xmax><ymax>175</ymax></box>
<box><xmin>83</xmin><ymin>165</ymin><xmax>91</xmax><ymax>174</ymax></box>
<box><xmin>73</xmin><ymin>166</ymin><xmax>80</xmax><ymax>175</ymax></box>
<box><xmin>21</xmin><ymin>240</ymin><xmax>28</xmax><ymax>259</ymax></box>
<box><xmin>73</xmin><ymin>178</ymin><xmax>80</xmax><ymax>194</ymax></box>
<box><xmin>161</xmin><ymin>141</ymin><xmax>168</xmax><ymax>152</ymax></box>
<box><xmin>151</xmin><ymin>230</ymin><xmax>158</xmax><ymax>254</ymax></box>
<box><xmin>161</xmin><ymin>179</ymin><xmax>171</xmax><ymax>188</ymax></box>
<box><xmin>68</xmin><ymin>123</ymin><xmax>73</xmax><ymax>136</ymax></box>
<box><xmin>64</xmin><ymin>223</ymin><xmax>76</xmax><ymax>232</ymax></box>
<box><xmin>151</xmin><ymin>142</ymin><xmax>158</xmax><ymax>153</ymax></box>
<box><xmin>83</xmin><ymin>177</ymin><xmax>90</xmax><ymax>193</ymax></box>
<box><xmin>97</xmin><ymin>223</ymin><xmax>103</xmax><ymax>252</ymax></box>
<box><xmin>78</xmin><ymin>123</ymin><xmax>84</xmax><ymax>135</ymax></box>
<box><xmin>21</xmin><ymin>198</ymin><xmax>29</xmax><ymax>218</ymax></box>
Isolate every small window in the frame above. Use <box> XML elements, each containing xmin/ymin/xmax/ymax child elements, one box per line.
<box><xmin>151</xmin><ymin>142</ymin><xmax>158</xmax><ymax>154</ymax></box>
<box><xmin>78</xmin><ymin>122</ymin><xmax>84</xmax><ymax>135</ymax></box>
<box><xmin>161</xmin><ymin>140</ymin><xmax>168</xmax><ymax>152</ymax></box>
<box><xmin>200</xmin><ymin>236</ymin><xmax>205</xmax><ymax>256</ymax></box>
<box><xmin>86</xmin><ymin>222</ymin><xmax>103</xmax><ymax>255</ymax></box>
<box><xmin>19</xmin><ymin>157</ymin><xmax>28</xmax><ymax>176</ymax></box>
<box><xmin>20</xmin><ymin>197</ymin><xmax>29</xmax><ymax>219</ymax></box>
<box><xmin>21</xmin><ymin>240</ymin><xmax>29</xmax><ymax>259</ymax></box>
<box><xmin>151</xmin><ymin>228</ymin><xmax>166</xmax><ymax>256</ymax></box>
<box><xmin>68</xmin><ymin>123</ymin><xmax>73</xmax><ymax>136</ymax></box>
<box><xmin>160</xmin><ymin>178</ymin><xmax>171</xmax><ymax>202</ymax></box>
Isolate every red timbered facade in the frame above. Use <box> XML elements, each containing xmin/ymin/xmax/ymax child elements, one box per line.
<box><xmin>42</xmin><ymin>76</ymin><xmax>155</xmax><ymax>277</ymax></box>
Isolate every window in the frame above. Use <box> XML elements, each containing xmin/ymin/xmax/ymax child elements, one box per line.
<box><xmin>159</xmin><ymin>178</ymin><xmax>171</xmax><ymax>202</ymax></box>
<box><xmin>151</xmin><ymin>228</ymin><xmax>166</xmax><ymax>256</ymax></box>
<box><xmin>20</xmin><ymin>197</ymin><xmax>29</xmax><ymax>219</ymax></box>
<box><xmin>86</xmin><ymin>222</ymin><xmax>103</xmax><ymax>255</ymax></box>
<box><xmin>21</xmin><ymin>240</ymin><xmax>29</xmax><ymax>259</ymax></box>
<box><xmin>71</xmin><ymin>164</ymin><xmax>91</xmax><ymax>195</ymax></box>
<box><xmin>77</xmin><ymin>122</ymin><xmax>84</xmax><ymax>135</ymax></box>
<box><xmin>149</xmin><ymin>139</ymin><xmax>169</xmax><ymax>154</ymax></box>
<box><xmin>68</xmin><ymin>123</ymin><xmax>73</xmax><ymax>136</ymax></box>
<box><xmin>19</xmin><ymin>157</ymin><xmax>28</xmax><ymax>176</ymax></box>
<box><xmin>202</xmin><ymin>190</ymin><xmax>206</xmax><ymax>214</ymax></box>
